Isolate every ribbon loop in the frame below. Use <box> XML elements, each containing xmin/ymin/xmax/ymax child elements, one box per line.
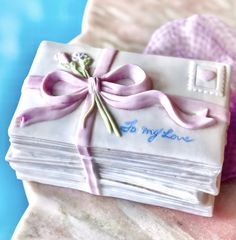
<box><xmin>41</xmin><ymin>70</ymin><xmax>88</xmax><ymax>105</ymax></box>
<box><xmin>101</xmin><ymin>64</ymin><xmax>152</xmax><ymax>95</ymax></box>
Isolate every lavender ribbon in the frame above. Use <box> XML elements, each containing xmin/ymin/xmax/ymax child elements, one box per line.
<box><xmin>16</xmin><ymin>48</ymin><xmax>228</xmax><ymax>194</ymax></box>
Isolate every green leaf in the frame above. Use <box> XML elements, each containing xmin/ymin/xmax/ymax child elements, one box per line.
<box><xmin>94</xmin><ymin>95</ymin><xmax>112</xmax><ymax>134</ymax></box>
<box><xmin>96</xmin><ymin>94</ymin><xmax>121</xmax><ymax>137</ymax></box>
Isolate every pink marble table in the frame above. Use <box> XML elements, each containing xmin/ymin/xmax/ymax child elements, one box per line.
<box><xmin>12</xmin><ymin>0</ymin><xmax>236</xmax><ymax>239</ymax></box>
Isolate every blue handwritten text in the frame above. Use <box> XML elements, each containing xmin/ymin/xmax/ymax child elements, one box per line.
<box><xmin>120</xmin><ymin>119</ymin><xmax>194</xmax><ymax>143</ymax></box>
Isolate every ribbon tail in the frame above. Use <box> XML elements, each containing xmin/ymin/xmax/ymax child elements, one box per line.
<box><xmin>15</xmin><ymin>101</ymin><xmax>81</xmax><ymax>127</ymax></box>
<box><xmin>78</xmin><ymin>152</ymin><xmax>101</xmax><ymax>195</ymax></box>
<box><xmin>22</xmin><ymin>75</ymin><xmax>44</xmax><ymax>90</ymax></box>
<box><xmin>77</xmin><ymin>94</ymin><xmax>101</xmax><ymax>195</ymax></box>
<box><xmin>102</xmin><ymin>91</ymin><xmax>216</xmax><ymax>129</ymax></box>
<box><xmin>159</xmin><ymin>94</ymin><xmax>216</xmax><ymax>129</ymax></box>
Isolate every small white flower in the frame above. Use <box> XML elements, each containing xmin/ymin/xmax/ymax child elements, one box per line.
<box><xmin>72</xmin><ymin>52</ymin><xmax>80</xmax><ymax>61</ymax></box>
<box><xmin>72</xmin><ymin>52</ymin><xmax>90</xmax><ymax>62</ymax></box>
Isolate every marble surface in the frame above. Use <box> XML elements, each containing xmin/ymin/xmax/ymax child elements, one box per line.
<box><xmin>13</xmin><ymin>0</ymin><xmax>236</xmax><ymax>239</ymax></box>
<box><xmin>72</xmin><ymin>0</ymin><xmax>236</xmax><ymax>52</ymax></box>
<box><xmin>12</xmin><ymin>180</ymin><xmax>236</xmax><ymax>240</ymax></box>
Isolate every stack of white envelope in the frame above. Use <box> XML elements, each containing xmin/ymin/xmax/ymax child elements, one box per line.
<box><xmin>6</xmin><ymin>41</ymin><xmax>231</xmax><ymax>216</ymax></box>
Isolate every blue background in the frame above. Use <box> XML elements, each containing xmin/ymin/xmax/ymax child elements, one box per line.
<box><xmin>0</xmin><ymin>1</ymin><xmax>87</xmax><ymax>239</ymax></box>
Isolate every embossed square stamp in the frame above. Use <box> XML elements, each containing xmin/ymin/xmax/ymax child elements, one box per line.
<box><xmin>188</xmin><ymin>61</ymin><xmax>225</xmax><ymax>97</ymax></box>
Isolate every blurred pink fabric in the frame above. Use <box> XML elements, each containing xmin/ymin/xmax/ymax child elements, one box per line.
<box><xmin>144</xmin><ymin>15</ymin><xmax>236</xmax><ymax>181</ymax></box>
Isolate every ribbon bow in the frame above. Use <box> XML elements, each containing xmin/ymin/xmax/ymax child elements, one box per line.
<box><xmin>16</xmin><ymin>48</ymin><xmax>224</xmax><ymax>195</ymax></box>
